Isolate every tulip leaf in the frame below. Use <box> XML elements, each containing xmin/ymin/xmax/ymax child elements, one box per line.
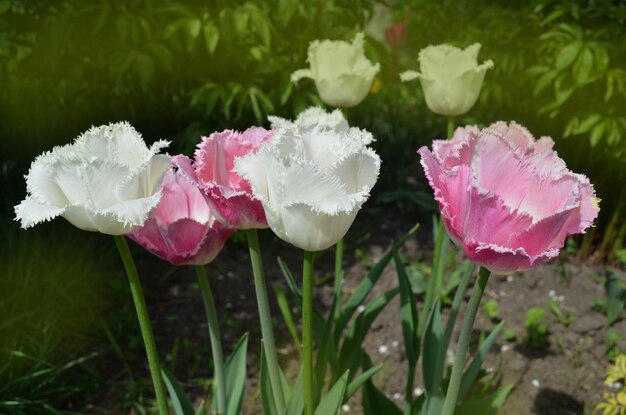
<box><xmin>345</xmin><ymin>364</ymin><xmax>382</xmax><ymax>399</ymax></box>
<box><xmin>223</xmin><ymin>333</ymin><xmax>249</xmax><ymax>415</ymax></box>
<box><xmin>336</xmin><ymin>224</ymin><xmax>419</xmax><ymax>335</ymax></box>
<box><xmin>260</xmin><ymin>345</ymin><xmax>279</xmax><ymax>415</ymax></box>
<box><xmin>442</xmin><ymin>261</ymin><xmax>475</xmax><ymax>355</ymax></box>
<box><xmin>422</xmin><ymin>300</ymin><xmax>444</xmax><ymax>395</ymax></box>
<box><xmin>275</xmin><ymin>286</ymin><xmax>301</xmax><ymax>356</ymax></box>
<box><xmin>284</xmin><ymin>368</ymin><xmax>304</xmax><ymax>415</ymax></box>
<box><xmin>458</xmin><ymin>322</ymin><xmax>504</xmax><ymax>401</ymax></box>
<box><xmin>339</xmin><ymin>287</ymin><xmax>400</xmax><ymax>370</ymax></box>
<box><xmin>162</xmin><ymin>367</ymin><xmax>195</xmax><ymax>415</ymax></box>
<box><xmin>315</xmin><ymin>371</ymin><xmax>349</xmax><ymax>415</ymax></box>
<box><xmin>394</xmin><ymin>247</ymin><xmax>419</xmax><ymax>366</ymax></box>
<box><xmin>423</xmin><ymin>391</ymin><xmax>445</xmax><ymax>415</ymax></box>
<box><xmin>455</xmin><ymin>385</ymin><xmax>513</xmax><ymax>415</ymax></box>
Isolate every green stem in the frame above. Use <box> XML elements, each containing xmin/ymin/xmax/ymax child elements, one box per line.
<box><xmin>195</xmin><ymin>265</ymin><xmax>226</xmax><ymax>414</ymax></box>
<box><xmin>418</xmin><ymin>218</ymin><xmax>446</xmax><ymax>337</ymax></box>
<box><xmin>246</xmin><ymin>229</ymin><xmax>286</xmax><ymax>413</ymax></box>
<box><xmin>447</xmin><ymin>117</ymin><xmax>455</xmax><ymax>138</ymax></box>
<box><xmin>441</xmin><ymin>267</ymin><xmax>491</xmax><ymax>415</ymax></box>
<box><xmin>113</xmin><ymin>236</ymin><xmax>169</xmax><ymax>415</ymax></box>
<box><xmin>404</xmin><ymin>362</ymin><xmax>416</xmax><ymax>415</ymax></box>
<box><xmin>303</xmin><ymin>250</ymin><xmax>316</xmax><ymax>415</ymax></box>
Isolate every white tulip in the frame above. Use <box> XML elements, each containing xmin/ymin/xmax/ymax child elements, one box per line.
<box><xmin>292</xmin><ymin>33</ymin><xmax>380</xmax><ymax>108</ymax></box>
<box><xmin>15</xmin><ymin>122</ymin><xmax>171</xmax><ymax>235</ymax></box>
<box><xmin>234</xmin><ymin>107</ymin><xmax>380</xmax><ymax>251</ymax></box>
<box><xmin>400</xmin><ymin>43</ymin><xmax>494</xmax><ymax>117</ymax></box>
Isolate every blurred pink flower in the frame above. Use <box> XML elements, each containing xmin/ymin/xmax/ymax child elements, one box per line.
<box><xmin>419</xmin><ymin>122</ymin><xmax>599</xmax><ymax>274</ymax></box>
<box><xmin>128</xmin><ymin>156</ymin><xmax>234</xmax><ymax>266</ymax></box>
<box><xmin>385</xmin><ymin>23</ymin><xmax>407</xmax><ymax>48</ymax></box>
<box><xmin>193</xmin><ymin>127</ymin><xmax>270</xmax><ymax>229</ymax></box>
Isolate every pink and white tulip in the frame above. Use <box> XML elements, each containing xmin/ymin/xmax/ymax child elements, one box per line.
<box><xmin>193</xmin><ymin>127</ymin><xmax>271</xmax><ymax>229</ymax></box>
<box><xmin>128</xmin><ymin>156</ymin><xmax>234</xmax><ymax>266</ymax></box>
<box><xmin>419</xmin><ymin>122</ymin><xmax>599</xmax><ymax>274</ymax></box>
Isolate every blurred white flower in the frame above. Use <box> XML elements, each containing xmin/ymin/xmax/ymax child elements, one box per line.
<box><xmin>401</xmin><ymin>43</ymin><xmax>493</xmax><ymax>117</ymax></box>
<box><xmin>15</xmin><ymin>122</ymin><xmax>170</xmax><ymax>235</ymax></box>
<box><xmin>235</xmin><ymin>107</ymin><xmax>380</xmax><ymax>251</ymax></box>
<box><xmin>292</xmin><ymin>33</ymin><xmax>380</xmax><ymax>108</ymax></box>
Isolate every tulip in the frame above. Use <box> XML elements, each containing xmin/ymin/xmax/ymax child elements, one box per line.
<box><xmin>291</xmin><ymin>33</ymin><xmax>380</xmax><ymax>108</ymax></box>
<box><xmin>14</xmin><ymin>122</ymin><xmax>171</xmax><ymax>235</ymax></box>
<box><xmin>419</xmin><ymin>121</ymin><xmax>599</xmax><ymax>275</ymax></box>
<box><xmin>234</xmin><ymin>106</ymin><xmax>381</xmax><ymax>252</ymax></box>
<box><xmin>128</xmin><ymin>156</ymin><xmax>234</xmax><ymax>266</ymax></box>
<box><xmin>193</xmin><ymin>127</ymin><xmax>270</xmax><ymax>229</ymax></box>
<box><xmin>401</xmin><ymin>43</ymin><xmax>494</xmax><ymax>117</ymax></box>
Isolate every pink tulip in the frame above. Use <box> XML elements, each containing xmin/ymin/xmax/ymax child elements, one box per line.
<box><xmin>419</xmin><ymin>122</ymin><xmax>599</xmax><ymax>274</ymax></box>
<box><xmin>128</xmin><ymin>156</ymin><xmax>234</xmax><ymax>266</ymax></box>
<box><xmin>193</xmin><ymin>127</ymin><xmax>271</xmax><ymax>229</ymax></box>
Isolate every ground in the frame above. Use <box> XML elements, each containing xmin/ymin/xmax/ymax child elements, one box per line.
<box><xmin>90</xmin><ymin>202</ymin><xmax>625</xmax><ymax>415</ymax></box>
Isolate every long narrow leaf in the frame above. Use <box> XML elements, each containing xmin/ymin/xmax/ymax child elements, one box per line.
<box><xmin>442</xmin><ymin>261</ymin><xmax>475</xmax><ymax>352</ymax></box>
<box><xmin>315</xmin><ymin>371</ymin><xmax>349</xmax><ymax>415</ymax></box>
<box><xmin>422</xmin><ymin>300</ymin><xmax>444</xmax><ymax>395</ymax></box>
<box><xmin>336</xmin><ymin>224</ymin><xmax>419</xmax><ymax>335</ymax></box>
<box><xmin>455</xmin><ymin>385</ymin><xmax>513</xmax><ymax>415</ymax></box>
<box><xmin>458</xmin><ymin>322</ymin><xmax>504</xmax><ymax>401</ymax></box>
<box><xmin>162</xmin><ymin>367</ymin><xmax>195</xmax><ymax>415</ymax></box>
<box><xmin>224</xmin><ymin>334</ymin><xmax>249</xmax><ymax>415</ymax></box>
<box><xmin>275</xmin><ymin>286</ymin><xmax>301</xmax><ymax>357</ymax></box>
<box><xmin>395</xmin><ymin>248</ymin><xmax>419</xmax><ymax>366</ymax></box>
<box><xmin>345</xmin><ymin>364</ymin><xmax>382</xmax><ymax>399</ymax></box>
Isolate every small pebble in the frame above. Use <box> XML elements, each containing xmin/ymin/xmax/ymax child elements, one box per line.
<box><xmin>531</xmin><ymin>379</ymin><xmax>540</xmax><ymax>388</ymax></box>
<box><xmin>225</xmin><ymin>302</ymin><xmax>233</xmax><ymax>309</ymax></box>
<box><xmin>506</xmin><ymin>275</ymin><xmax>514</xmax><ymax>283</ymax></box>
<box><xmin>446</xmin><ymin>349</ymin><xmax>454</xmax><ymax>364</ymax></box>
<box><xmin>548</xmin><ymin>289</ymin><xmax>556</xmax><ymax>298</ymax></box>
<box><xmin>341</xmin><ymin>404</ymin><xmax>350</xmax><ymax>412</ymax></box>
<box><xmin>558</xmin><ymin>295</ymin><xmax>565</xmax><ymax>302</ymax></box>
<box><xmin>499</xmin><ymin>290</ymin><xmax>506</xmax><ymax>297</ymax></box>
<box><xmin>357</xmin><ymin>305</ymin><xmax>366</xmax><ymax>313</ymax></box>
<box><xmin>392</xmin><ymin>340</ymin><xmax>400</xmax><ymax>348</ymax></box>
<box><xmin>413</xmin><ymin>387</ymin><xmax>424</xmax><ymax>397</ymax></box>
<box><xmin>501</xmin><ymin>345</ymin><xmax>510</xmax><ymax>352</ymax></box>
<box><xmin>609</xmin><ymin>382</ymin><xmax>623</xmax><ymax>390</ymax></box>
<box><xmin>218</xmin><ymin>274</ymin><xmax>225</xmax><ymax>280</ymax></box>
<box><xmin>378</xmin><ymin>345</ymin><xmax>389</xmax><ymax>355</ymax></box>
<box><xmin>486</xmin><ymin>367</ymin><xmax>494</xmax><ymax>373</ymax></box>
<box><xmin>393</xmin><ymin>393</ymin><xmax>403</xmax><ymax>401</ymax></box>
<box><xmin>239</xmin><ymin>293</ymin><xmax>246</xmax><ymax>300</ymax></box>
<box><xmin>227</xmin><ymin>271</ymin><xmax>235</xmax><ymax>278</ymax></box>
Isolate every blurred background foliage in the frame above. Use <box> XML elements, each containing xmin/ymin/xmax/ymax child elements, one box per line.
<box><xmin>0</xmin><ymin>0</ymin><xmax>625</xmax><ymax>412</ymax></box>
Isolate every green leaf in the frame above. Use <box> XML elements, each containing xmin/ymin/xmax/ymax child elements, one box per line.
<box><xmin>224</xmin><ymin>334</ymin><xmax>249</xmax><ymax>415</ymax></box>
<box><xmin>162</xmin><ymin>368</ymin><xmax>195</xmax><ymax>415</ymax></box>
<box><xmin>572</xmin><ymin>46</ymin><xmax>593</xmax><ymax>85</ymax></box>
<box><xmin>422</xmin><ymin>301</ymin><xmax>444</xmax><ymax>395</ymax></box>
<box><xmin>533</xmin><ymin>70</ymin><xmax>558</xmax><ymax>96</ymax></box>
<box><xmin>555</xmin><ymin>41</ymin><xmax>582</xmax><ymax>70</ymax></box>
<box><xmin>203</xmin><ymin>21</ymin><xmax>220</xmax><ymax>53</ymax></box>
<box><xmin>336</xmin><ymin>224</ymin><xmax>419</xmax><ymax>335</ymax></box>
<box><xmin>442</xmin><ymin>261</ymin><xmax>475</xmax><ymax>353</ymax></box>
<box><xmin>455</xmin><ymin>385</ymin><xmax>513</xmax><ymax>415</ymax></box>
<box><xmin>361</xmin><ymin>356</ymin><xmax>401</xmax><ymax>415</ymax></box>
<box><xmin>395</xmin><ymin>248</ymin><xmax>419</xmax><ymax>365</ymax></box>
<box><xmin>315</xmin><ymin>371</ymin><xmax>349</xmax><ymax>415</ymax></box>
<box><xmin>590</xmin><ymin>121</ymin><xmax>606</xmax><ymax>147</ymax></box>
<box><xmin>260</xmin><ymin>345</ymin><xmax>279</xmax><ymax>415</ymax></box>
<box><xmin>345</xmin><ymin>365</ymin><xmax>382</xmax><ymax>399</ymax></box>
<box><xmin>284</xmin><ymin>369</ymin><xmax>304</xmax><ymax>415</ymax></box>
<box><xmin>458</xmin><ymin>322</ymin><xmax>504</xmax><ymax>401</ymax></box>
<box><xmin>575</xmin><ymin>114</ymin><xmax>601</xmax><ymax>134</ymax></box>
<box><xmin>275</xmin><ymin>287</ymin><xmax>301</xmax><ymax>355</ymax></box>
<box><xmin>605</xmin><ymin>271</ymin><xmax>625</xmax><ymax>326</ymax></box>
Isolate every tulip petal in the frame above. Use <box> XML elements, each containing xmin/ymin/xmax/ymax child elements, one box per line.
<box><xmin>291</xmin><ymin>69</ymin><xmax>313</xmax><ymax>83</ymax></box>
<box><xmin>14</xmin><ymin>198</ymin><xmax>65</xmax><ymax>229</ymax></box>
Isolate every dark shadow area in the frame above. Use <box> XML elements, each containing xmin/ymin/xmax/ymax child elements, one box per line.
<box><xmin>532</xmin><ymin>388</ymin><xmax>584</xmax><ymax>415</ymax></box>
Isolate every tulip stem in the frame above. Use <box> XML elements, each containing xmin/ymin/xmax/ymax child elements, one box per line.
<box><xmin>113</xmin><ymin>236</ymin><xmax>169</xmax><ymax>415</ymax></box>
<box><xmin>334</xmin><ymin>238</ymin><xmax>344</xmax><ymax>316</ymax></box>
<box><xmin>303</xmin><ymin>250</ymin><xmax>316</xmax><ymax>415</ymax></box>
<box><xmin>194</xmin><ymin>265</ymin><xmax>227</xmax><ymax>414</ymax></box>
<box><xmin>246</xmin><ymin>229</ymin><xmax>286</xmax><ymax>413</ymax></box>
<box><xmin>441</xmin><ymin>266</ymin><xmax>491</xmax><ymax>415</ymax></box>
<box><xmin>447</xmin><ymin>117</ymin><xmax>455</xmax><ymax>138</ymax></box>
